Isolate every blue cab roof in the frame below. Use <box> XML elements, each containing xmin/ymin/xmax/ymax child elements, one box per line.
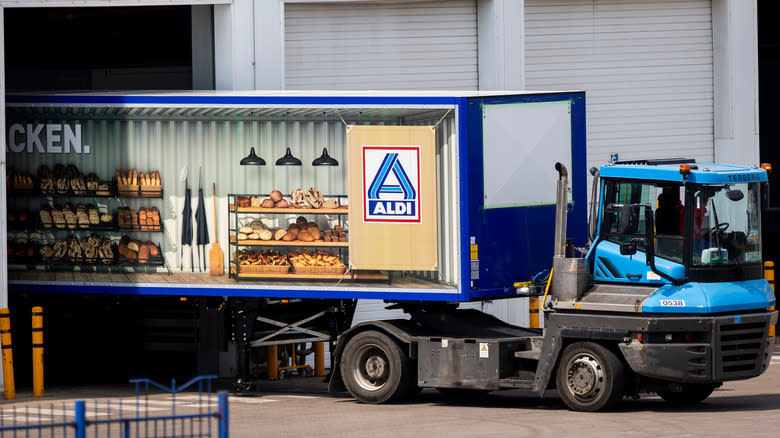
<box><xmin>599</xmin><ymin>163</ymin><xmax>768</xmax><ymax>184</ymax></box>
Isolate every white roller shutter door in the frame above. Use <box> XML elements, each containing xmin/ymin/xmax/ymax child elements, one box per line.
<box><xmin>284</xmin><ymin>1</ymin><xmax>478</xmax><ymax>90</ymax></box>
<box><xmin>525</xmin><ymin>0</ymin><xmax>714</xmax><ymax>168</ymax></box>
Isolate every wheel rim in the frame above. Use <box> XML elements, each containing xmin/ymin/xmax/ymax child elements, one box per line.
<box><xmin>564</xmin><ymin>353</ymin><xmax>604</xmax><ymax>402</ymax></box>
<box><xmin>351</xmin><ymin>343</ymin><xmax>390</xmax><ymax>392</ymax></box>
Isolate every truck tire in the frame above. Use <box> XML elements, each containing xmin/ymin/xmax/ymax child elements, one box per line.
<box><xmin>340</xmin><ymin>330</ymin><xmax>413</xmax><ymax>404</ymax></box>
<box><xmin>556</xmin><ymin>342</ymin><xmax>625</xmax><ymax>412</ymax></box>
<box><xmin>657</xmin><ymin>383</ymin><xmax>716</xmax><ymax>404</ymax></box>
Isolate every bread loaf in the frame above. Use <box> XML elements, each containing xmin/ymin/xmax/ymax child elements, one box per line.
<box><xmin>261</xmin><ymin>198</ymin><xmax>275</xmax><ymax>208</ymax></box>
<box><xmin>270</xmin><ymin>190</ymin><xmax>283</xmax><ymax>202</ymax></box>
<box><xmin>138</xmin><ymin>244</ymin><xmax>150</xmax><ymax>263</ymax></box>
<box><xmin>258</xmin><ymin>229</ymin><xmax>273</xmax><ymax>241</ymax></box>
<box><xmin>273</xmin><ymin>229</ymin><xmax>287</xmax><ymax>241</ymax></box>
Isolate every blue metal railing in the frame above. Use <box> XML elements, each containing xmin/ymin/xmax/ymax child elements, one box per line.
<box><xmin>0</xmin><ymin>375</ymin><xmax>228</xmax><ymax>437</ymax></box>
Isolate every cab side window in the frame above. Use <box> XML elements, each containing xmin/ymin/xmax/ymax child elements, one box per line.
<box><xmin>601</xmin><ymin>181</ymin><xmax>684</xmax><ymax>263</ymax></box>
<box><xmin>602</xmin><ymin>182</ymin><xmax>648</xmax><ymax>246</ymax></box>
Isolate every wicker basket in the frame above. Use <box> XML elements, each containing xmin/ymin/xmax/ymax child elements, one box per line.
<box><xmin>239</xmin><ymin>264</ymin><xmax>291</xmax><ymax>274</ymax></box>
<box><xmin>118</xmin><ymin>183</ymin><xmax>139</xmax><ymax>197</ymax></box>
<box><xmin>292</xmin><ymin>265</ymin><xmax>348</xmax><ymax>275</ymax></box>
<box><xmin>13</xmin><ymin>182</ymin><xmax>33</xmax><ymax>194</ymax></box>
<box><xmin>140</xmin><ymin>185</ymin><xmax>162</xmax><ymax>197</ymax></box>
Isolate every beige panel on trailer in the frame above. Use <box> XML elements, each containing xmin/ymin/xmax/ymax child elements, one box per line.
<box><xmin>347</xmin><ymin>125</ymin><xmax>438</xmax><ymax>271</ymax></box>
<box><xmin>524</xmin><ymin>0</ymin><xmax>714</xmax><ymax>168</ymax></box>
<box><xmin>284</xmin><ymin>0</ymin><xmax>478</xmax><ymax>90</ymax></box>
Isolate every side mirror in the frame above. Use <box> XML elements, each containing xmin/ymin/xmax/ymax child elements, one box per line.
<box><xmin>620</xmin><ymin>240</ymin><xmax>637</xmax><ymax>255</ymax></box>
<box><xmin>725</xmin><ymin>189</ymin><xmax>744</xmax><ymax>201</ymax></box>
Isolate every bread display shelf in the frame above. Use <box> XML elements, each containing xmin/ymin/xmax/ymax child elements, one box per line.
<box><xmin>228</xmin><ymin>193</ymin><xmax>350</xmax><ymax>282</ymax></box>
<box><xmin>118</xmin><ymin>254</ymin><xmax>165</xmax><ymax>267</ymax></box>
<box><xmin>119</xmin><ymin>224</ymin><xmax>163</xmax><ymax>232</ymax></box>
<box><xmin>229</xmin><ymin>236</ymin><xmax>347</xmax><ymax>247</ymax></box>
<box><xmin>229</xmin><ymin>206</ymin><xmax>346</xmax><ymax>214</ymax></box>
<box><xmin>40</xmin><ymin>222</ymin><xmax>116</xmax><ymax>232</ymax></box>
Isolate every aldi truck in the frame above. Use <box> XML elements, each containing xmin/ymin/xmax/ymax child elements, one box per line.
<box><xmin>3</xmin><ymin>91</ymin><xmax>776</xmax><ymax>411</ymax></box>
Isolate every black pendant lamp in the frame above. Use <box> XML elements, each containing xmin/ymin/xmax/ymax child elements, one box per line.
<box><xmin>240</xmin><ymin>147</ymin><xmax>266</xmax><ymax>165</ymax></box>
<box><xmin>276</xmin><ymin>147</ymin><xmax>302</xmax><ymax>166</ymax></box>
<box><xmin>312</xmin><ymin>148</ymin><xmax>339</xmax><ymax>166</ymax></box>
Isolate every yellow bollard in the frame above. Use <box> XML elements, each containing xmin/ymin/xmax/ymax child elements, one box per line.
<box><xmin>0</xmin><ymin>309</ymin><xmax>15</xmax><ymax>400</ymax></box>
<box><xmin>529</xmin><ymin>297</ymin><xmax>540</xmax><ymax>329</ymax></box>
<box><xmin>267</xmin><ymin>345</ymin><xmax>279</xmax><ymax>380</ymax></box>
<box><xmin>314</xmin><ymin>342</ymin><xmax>325</xmax><ymax>377</ymax></box>
<box><xmin>32</xmin><ymin>307</ymin><xmax>44</xmax><ymax>397</ymax></box>
<box><xmin>765</xmin><ymin>261</ymin><xmax>776</xmax><ymax>338</ymax></box>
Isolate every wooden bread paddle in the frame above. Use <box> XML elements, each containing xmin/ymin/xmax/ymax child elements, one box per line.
<box><xmin>209</xmin><ymin>182</ymin><xmax>224</xmax><ymax>276</ymax></box>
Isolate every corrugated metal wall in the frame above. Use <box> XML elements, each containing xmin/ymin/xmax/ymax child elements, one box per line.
<box><xmin>7</xmin><ymin>109</ymin><xmax>460</xmax><ymax>285</ymax></box>
<box><xmin>525</xmin><ymin>0</ymin><xmax>714</xmax><ymax>170</ymax></box>
<box><xmin>284</xmin><ymin>0</ymin><xmax>478</xmax><ymax>90</ymax></box>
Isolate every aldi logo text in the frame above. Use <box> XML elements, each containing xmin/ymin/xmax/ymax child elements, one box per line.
<box><xmin>363</xmin><ymin>146</ymin><xmax>421</xmax><ymax>223</ymax></box>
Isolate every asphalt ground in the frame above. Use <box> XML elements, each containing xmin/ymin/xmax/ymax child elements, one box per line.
<box><xmin>0</xmin><ymin>352</ymin><xmax>778</xmax><ymax>437</ymax></box>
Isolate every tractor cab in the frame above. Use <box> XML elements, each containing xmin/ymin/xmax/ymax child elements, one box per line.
<box><xmin>588</xmin><ymin>160</ymin><xmax>771</xmax><ymax>289</ymax></box>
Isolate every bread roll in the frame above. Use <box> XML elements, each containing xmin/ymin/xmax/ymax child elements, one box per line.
<box><xmin>261</xmin><ymin>198</ymin><xmax>275</xmax><ymax>208</ymax></box>
<box><xmin>275</xmin><ymin>199</ymin><xmax>289</xmax><ymax>208</ymax></box>
<box><xmin>239</xmin><ymin>226</ymin><xmax>253</xmax><ymax>234</ymax></box>
<box><xmin>270</xmin><ymin>190</ymin><xmax>283</xmax><ymax>202</ymax></box>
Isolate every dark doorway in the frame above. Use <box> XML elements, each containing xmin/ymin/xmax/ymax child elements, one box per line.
<box><xmin>759</xmin><ymin>0</ymin><xmax>780</xmax><ymax>265</ymax></box>
<box><xmin>5</xmin><ymin>6</ymin><xmax>194</xmax><ymax>91</ymax></box>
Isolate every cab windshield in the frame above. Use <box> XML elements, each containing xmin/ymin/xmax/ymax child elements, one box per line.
<box><xmin>690</xmin><ymin>182</ymin><xmax>761</xmax><ymax>266</ymax></box>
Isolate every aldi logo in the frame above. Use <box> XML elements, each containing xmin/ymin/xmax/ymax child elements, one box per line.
<box><xmin>362</xmin><ymin>146</ymin><xmax>421</xmax><ymax>223</ymax></box>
